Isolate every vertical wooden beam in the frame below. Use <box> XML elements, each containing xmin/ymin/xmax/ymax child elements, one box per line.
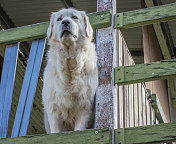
<box><xmin>118</xmin><ymin>32</ymin><xmax>124</xmax><ymax>128</ymax></box>
<box><xmin>95</xmin><ymin>0</ymin><xmax>117</xmax><ymax>135</ymax></box>
<box><xmin>144</xmin><ymin>0</ymin><xmax>176</xmax><ymax>123</ymax></box>
<box><xmin>142</xmin><ymin>24</ymin><xmax>170</xmax><ymax>122</ymax></box>
<box><xmin>0</xmin><ymin>43</ymin><xmax>19</xmax><ymax>138</ymax></box>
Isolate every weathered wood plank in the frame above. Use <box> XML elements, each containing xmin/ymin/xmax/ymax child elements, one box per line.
<box><xmin>0</xmin><ymin>11</ymin><xmax>111</xmax><ymax>45</ymax></box>
<box><xmin>115</xmin><ymin>122</ymin><xmax>176</xmax><ymax>143</ymax></box>
<box><xmin>0</xmin><ymin>44</ymin><xmax>46</xmax><ymax>136</ymax></box>
<box><xmin>95</xmin><ymin>0</ymin><xmax>117</xmax><ymax>131</ymax></box>
<box><xmin>117</xmin><ymin>30</ymin><xmax>125</xmax><ymax>128</ymax></box>
<box><xmin>11</xmin><ymin>39</ymin><xmax>46</xmax><ymax>137</ymax></box>
<box><xmin>11</xmin><ymin>40</ymin><xmax>39</xmax><ymax>137</ymax></box>
<box><xmin>137</xmin><ymin>83</ymin><xmax>143</xmax><ymax>126</ymax></box>
<box><xmin>142</xmin><ymin>22</ymin><xmax>170</xmax><ymax>123</ymax></box>
<box><xmin>144</xmin><ymin>0</ymin><xmax>172</xmax><ymax>60</ymax></box>
<box><xmin>141</xmin><ymin>84</ymin><xmax>147</xmax><ymax>126</ymax></box>
<box><xmin>19</xmin><ymin>38</ymin><xmax>46</xmax><ymax>136</ymax></box>
<box><xmin>0</xmin><ymin>44</ymin><xmax>19</xmax><ymax>138</ymax></box>
<box><xmin>144</xmin><ymin>0</ymin><xmax>176</xmax><ymax>121</ymax></box>
<box><xmin>114</xmin><ymin>59</ymin><xmax>176</xmax><ymax>85</ymax></box>
<box><xmin>114</xmin><ymin>2</ymin><xmax>176</xmax><ymax>29</ymax></box>
<box><xmin>133</xmin><ymin>84</ymin><xmax>139</xmax><ymax>127</ymax></box>
<box><xmin>0</xmin><ymin>128</ymin><xmax>110</xmax><ymax>144</ymax></box>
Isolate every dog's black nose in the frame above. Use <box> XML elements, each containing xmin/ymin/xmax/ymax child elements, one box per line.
<box><xmin>62</xmin><ymin>20</ymin><xmax>70</xmax><ymax>26</ymax></box>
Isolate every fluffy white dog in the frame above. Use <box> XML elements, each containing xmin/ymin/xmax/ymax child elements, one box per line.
<box><xmin>42</xmin><ymin>8</ymin><xmax>98</xmax><ymax>133</ymax></box>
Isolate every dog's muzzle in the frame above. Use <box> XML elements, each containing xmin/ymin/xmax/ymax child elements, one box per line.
<box><xmin>60</xmin><ymin>20</ymin><xmax>77</xmax><ymax>39</ymax></box>
<box><xmin>61</xmin><ymin>20</ymin><xmax>71</xmax><ymax>37</ymax></box>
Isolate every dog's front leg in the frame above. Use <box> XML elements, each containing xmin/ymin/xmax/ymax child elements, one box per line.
<box><xmin>47</xmin><ymin>112</ymin><xmax>61</xmax><ymax>133</ymax></box>
<box><xmin>74</xmin><ymin>110</ymin><xmax>90</xmax><ymax>131</ymax></box>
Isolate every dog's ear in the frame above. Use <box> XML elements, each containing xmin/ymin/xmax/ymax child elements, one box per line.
<box><xmin>47</xmin><ymin>12</ymin><xmax>55</xmax><ymax>39</ymax></box>
<box><xmin>82</xmin><ymin>12</ymin><xmax>93</xmax><ymax>38</ymax></box>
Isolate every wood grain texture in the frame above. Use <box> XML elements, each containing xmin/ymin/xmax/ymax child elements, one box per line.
<box><xmin>115</xmin><ymin>122</ymin><xmax>176</xmax><ymax>143</ymax></box>
<box><xmin>0</xmin><ymin>128</ymin><xmax>110</xmax><ymax>144</ymax></box>
<box><xmin>116</xmin><ymin>32</ymin><xmax>153</xmax><ymax>128</ymax></box>
<box><xmin>0</xmin><ymin>22</ymin><xmax>48</xmax><ymax>46</ymax></box>
<box><xmin>0</xmin><ymin>44</ymin><xmax>19</xmax><ymax>138</ymax></box>
<box><xmin>114</xmin><ymin>2</ymin><xmax>176</xmax><ymax>29</ymax></box>
<box><xmin>0</xmin><ymin>11</ymin><xmax>111</xmax><ymax>46</ymax></box>
<box><xmin>117</xmin><ymin>32</ymin><xmax>124</xmax><ymax>128</ymax></box>
<box><xmin>11</xmin><ymin>39</ymin><xmax>46</xmax><ymax>137</ymax></box>
<box><xmin>19</xmin><ymin>39</ymin><xmax>46</xmax><ymax>136</ymax></box>
<box><xmin>144</xmin><ymin>0</ymin><xmax>171</xmax><ymax>60</ymax></box>
<box><xmin>114</xmin><ymin>59</ymin><xmax>176</xmax><ymax>85</ymax></box>
<box><xmin>145</xmin><ymin>0</ymin><xmax>176</xmax><ymax>122</ymax></box>
<box><xmin>95</xmin><ymin>0</ymin><xmax>118</xmax><ymax>131</ymax></box>
<box><xmin>95</xmin><ymin>27</ymin><xmax>114</xmax><ymax>129</ymax></box>
<box><xmin>142</xmin><ymin>23</ymin><xmax>170</xmax><ymax>122</ymax></box>
<box><xmin>0</xmin><ymin>41</ymin><xmax>45</xmax><ymax>136</ymax></box>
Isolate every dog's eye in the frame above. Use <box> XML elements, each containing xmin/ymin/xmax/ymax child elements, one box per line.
<box><xmin>57</xmin><ymin>17</ymin><xmax>62</xmax><ymax>21</ymax></box>
<box><xmin>72</xmin><ymin>15</ymin><xmax>78</xmax><ymax>19</ymax></box>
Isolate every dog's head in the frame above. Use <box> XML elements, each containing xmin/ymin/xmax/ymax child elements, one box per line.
<box><xmin>47</xmin><ymin>8</ymin><xmax>93</xmax><ymax>44</ymax></box>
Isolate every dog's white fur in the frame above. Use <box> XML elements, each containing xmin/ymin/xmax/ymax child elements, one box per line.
<box><xmin>42</xmin><ymin>8</ymin><xmax>98</xmax><ymax>133</ymax></box>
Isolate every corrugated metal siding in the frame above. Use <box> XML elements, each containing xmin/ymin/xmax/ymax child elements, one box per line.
<box><xmin>117</xmin><ymin>0</ymin><xmax>143</xmax><ymax>63</ymax></box>
<box><xmin>72</xmin><ymin>0</ymin><xmax>96</xmax><ymax>13</ymax></box>
<box><xmin>117</xmin><ymin>0</ymin><xmax>141</xmax><ymax>12</ymax></box>
<box><xmin>0</xmin><ymin>0</ymin><xmax>96</xmax><ymax>27</ymax></box>
<box><xmin>0</xmin><ymin>0</ymin><xmax>64</xmax><ymax>26</ymax></box>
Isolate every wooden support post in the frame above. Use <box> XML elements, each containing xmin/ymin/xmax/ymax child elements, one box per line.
<box><xmin>0</xmin><ymin>44</ymin><xmax>19</xmax><ymax>138</ymax></box>
<box><xmin>144</xmin><ymin>0</ymin><xmax>176</xmax><ymax>123</ymax></box>
<box><xmin>95</xmin><ymin>0</ymin><xmax>117</xmax><ymax>134</ymax></box>
<box><xmin>142</xmin><ymin>22</ymin><xmax>170</xmax><ymax>122</ymax></box>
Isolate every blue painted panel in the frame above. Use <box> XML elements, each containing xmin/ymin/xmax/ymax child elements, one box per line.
<box><xmin>11</xmin><ymin>40</ymin><xmax>39</xmax><ymax>137</ymax></box>
<box><xmin>0</xmin><ymin>43</ymin><xmax>19</xmax><ymax>138</ymax></box>
<box><xmin>11</xmin><ymin>38</ymin><xmax>46</xmax><ymax>137</ymax></box>
<box><xmin>19</xmin><ymin>38</ymin><xmax>46</xmax><ymax>136</ymax></box>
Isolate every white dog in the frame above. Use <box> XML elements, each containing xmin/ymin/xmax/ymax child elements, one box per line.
<box><xmin>42</xmin><ymin>8</ymin><xmax>98</xmax><ymax>133</ymax></box>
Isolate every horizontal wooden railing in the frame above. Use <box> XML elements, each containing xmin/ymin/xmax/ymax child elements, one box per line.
<box><xmin>0</xmin><ymin>2</ymin><xmax>176</xmax><ymax>46</ymax></box>
<box><xmin>114</xmin><ymin>2</ymin><xmax>176</xmax><ymax>29</ymax></box>
<box><xmin>114</xmin><ymin>122</ymin><xmax>176</xmax><ymax>144</ymax></box>
<box><xmin>0</xmin><ymin>122</ymin><xmax>176</xmax><ymax>144</ymax></box>
<box><xmin>114</xmin><ymin>59</ymin><xmax>176</xmax><ymax>86</ymax></box>
<box><xmin>0</xmin><ymin>11</ymin><xmax>111</xmax><ymax>45</ymax></box>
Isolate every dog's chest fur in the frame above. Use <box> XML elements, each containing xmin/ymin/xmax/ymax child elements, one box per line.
<box><xmin>44</xmin><ymin>41</ymin><xmax>95</xmax><ymax>116</ymax></box>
